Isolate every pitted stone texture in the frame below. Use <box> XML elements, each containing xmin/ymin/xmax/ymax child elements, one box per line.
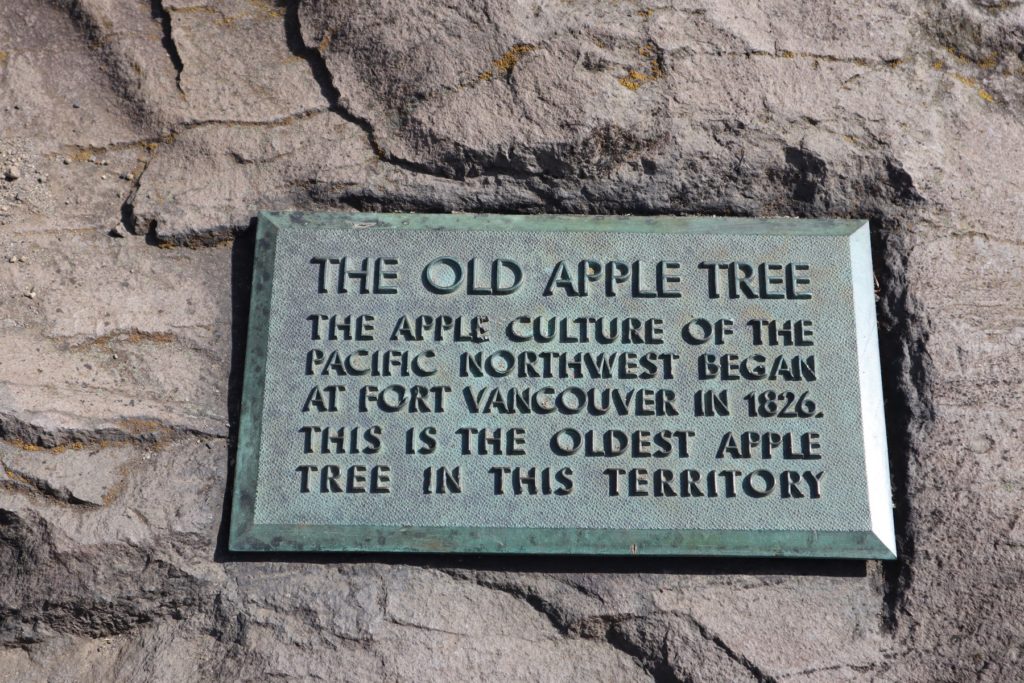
<box><xmin>162</xmin><ymin>0</ymin><xmax>326</xmax><ymax>124</ymax></box>
<box><xmin>298</xmin><ymin>0</ymin><xmax>916</xmax><ymax>179</ymax></box>
<box><xmin>1</xmin><ymin>0</ymin><xmax>1023</xmax><ymax>680</ymax></box>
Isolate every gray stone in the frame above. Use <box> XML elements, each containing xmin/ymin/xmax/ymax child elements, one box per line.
<box><xmin>0</xmin><ymin>0</ymin><xmax>1022</xmax><ymax>680</ymax></box>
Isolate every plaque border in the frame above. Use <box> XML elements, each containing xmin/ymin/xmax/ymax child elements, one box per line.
<box><xmin>229</xmin><ymin>212</ymin><xmax>897</xmax><ymax>560</ymax></box>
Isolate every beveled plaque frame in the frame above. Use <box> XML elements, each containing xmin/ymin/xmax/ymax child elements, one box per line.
<box><xmin>229</xmin><ymin>212</ymin><xmax>896</xmax><ymax>559</ymax></box>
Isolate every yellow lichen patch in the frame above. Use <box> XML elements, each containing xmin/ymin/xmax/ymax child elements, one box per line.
<box><xmin>494</xmin><ymin>44</ymin><xmax>536</xmax><ymax>72</ymax></box>
<box><xmin>637</xmin><ymin>7</ymin><xmax>653</xmax><ymax>17</ymax></box>
<box><xmin>114</xmin><ymin>419</ymin><xmax>178</xmax><ymax>453</ymax></box>
<box><xmin>126</xmin><ymin>330</ymin><xmax>176</xmax><ymax>344</ymax></box>
<box><xmin>4</xmin><ymin>467</ymin><xmax>31</xmax><ymax>485</ymax></box>
<box><xmin>6</xmin><ymin>440</ymin><xmax>44</xmax><ymax>452</ymax></box>
<box><xmin>247</xmin><ymin>0</ymin><xmax>287</xmax><ymax>18</ymax></box>
<box><xmin>163</xmin><ymin>232</ymin><xmax>235</xmax><ymax>250</ymax></box>
<box><xmin>978</xmin><ymin>55</ymin><xmax>998</xmax><ymax>69</ymax></box>
<box><xmin>618</xmin><ymin>69</ymin><xmax>648</xmax><ymax>90</ymax></box>
<box><xmin>950</xmin><ymin>73</ymin><xmax>995</xmax><ymax>103</ymax></box>
<box><xmin>479</xmin><ymin>43</ymin><xmax>536</xmax><ymax>80</ymax></box>
<box><xmin>69</xmin><ymin>328</ymin><xmax>177</xmax><ymax>351</ymax></box>
<box><xmin>117</xmin><ymin>418</ymin><xmax>167</xmax><ymax>436</ymax></box>
<box><xmin>945</xmin><ymin>46</ymin><xmax>999</xmax><ymax>70</ymax></box>
<box><xmin>172</xmin><ymin>6</ymin><xmax>220</xmax><ymax>14</ymax></box>
<box><xmin>318</xmin><ymin>31</ymin><xmax>333</xmax><ymax>53</ymax></box>
<box><xmin>933</xmin><ymin>60</ymin><xmax>945</xmax><ymax>70</ymax></box>
<box><xmin>618</xmin><ymin>43</ymin><xmax>663</xmax><ymax>90</ymax></box>
<box><xmin>3</xmin><ymin>439</ymin><xmax>84</xmax><ymax>453</ymax></box>
<box><xmin>0</xmin><ymin>51</ymin><xmax>9</xmax><ymax>66</ymax></box>
<box><xmin>946</xmin><ymin>46</ymin><xmax>967</xmax><ymax>63</ymax></box>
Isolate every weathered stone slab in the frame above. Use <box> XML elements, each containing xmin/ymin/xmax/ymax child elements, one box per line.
<box><xmin>230</xmin><ymin>212</ymin><xmax>895</xmax><ymax>558</ymax></box>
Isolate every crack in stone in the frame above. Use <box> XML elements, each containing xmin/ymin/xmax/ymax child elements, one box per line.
<box><xmin>120</xmin><ymin>139</ymin><xmax>159</xmax><ymax>236</ymax></box>
<box><xmin>281</xmin><ymin>0</ymin><xmax>476</xmax><ymax>181</ymax></box>
<box><xmin>945</xmin><ymin>229</ymin><xmax>1024</xmax><ymax>249</ymax></box>
<box><xmin>687</xmin><ymin>616</ymin><xmax>777</xmax><ymax>683</ymax></box>
<box><xmin>71</xmin><ymin>108</ymin><xmax>332</xmax><ymax>159</ymax></box>
<box><xmin>0</xmin><ymin>460</ymin><xmax>101</xmax><ymax>508</ymax></box>
<box><xmin>438</xmin><ymin>572</ymin><xmax>682</xmax><ymax>681</ymax></box>
<box><xmin>0</xmin><ymin>411</ymin><xmax>226</xmax><ymax>452</ymax></box>
<box><xmin>782</xmin><ymin>661</ymin><xmax>882</xmax><ymax>678</ymax></box>
<box><xmin>600</xmin><ymin>617</ymin><xmax>686</xmax><ymax>683</ymax></box>
<box><xmin>749</xmin><ymin>49</ymin><xmax>906</xmax><ymax>68</ymax></box>
<box><xmin>179</xmin><ymin>108</ymin><xmax>333</xmax><ymax>130</ymax></box>
<box><xmin>117</xmin><ymin>107</ymin><xmax>331</xmax><ymax>237</ymax></box>
<box><xmin>149</xmin><ymin>0</ymin><xmax>185</xmax><ymax>94</ymax></box>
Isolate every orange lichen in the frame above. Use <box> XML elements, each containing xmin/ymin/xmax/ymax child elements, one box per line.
<box><xmin>172</xmin><ymin>6</ymin><xmax>220</xmax><ymax>15</ymax></box>
<box><xmin>70</xmin><ymin>328</ymin><xmax>177</xmax><ymax>350</ymax></box>
<box><xmin>3</xmin><ymin>439</ymin><xmax>84</xmax><ymax>453</ymax></box>
<box><xmin>318</xmin><ymin>31</ymin><xmax>333</xmax><ymax>53</ymax></box>
<box><xmin>246</xmin><ymin>0</ymin><xmax>286</xmax><ymax>19</ymax></box>
<box><xmin>479</xmin><ymin>43</ymin><xmax>536</xmax><ymax>80</ymax></box>
<box><xmin>618</xmin><ymin>69</ymin><xmax>648</xmax><ymax>90</ymax></box>
<box><xmin>117</xmin><ymin>418</ymin><xmax>166</xmax><ymax>436</ymax></box>
<box><xmin>945</xmin><ymin>46</ymin><xmax>999</xmax><ymax>70</ymax></box>
<box><xmin>618</xmin><ymin>43</ymin><xmax>663</xmax><ymax>90</ymax></box>
<box><xmin>4</xmin><ymin>467</ymin><xmax>31</xmax><ymax>484</ymax></box>
<box><xmin>6</xmin><ymin>440</ymin><xmax>44</xmax><ymax>452</ymax></box>
<box><xmin>950</xmin><ymin>72</ymin><xmax>995</xmax><ymax>102</ymax></box>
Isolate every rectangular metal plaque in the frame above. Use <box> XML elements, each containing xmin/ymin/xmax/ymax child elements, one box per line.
<box><xmin>229</xmin><ymin>212</ymin><xmax>896</xmax><ymax>559</ymax></box>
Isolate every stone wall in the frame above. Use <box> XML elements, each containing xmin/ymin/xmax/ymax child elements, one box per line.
<box><xmin>1</xmin><ymin>1</ymin><xmax>1021</xmax><ymax>680</ymax></box>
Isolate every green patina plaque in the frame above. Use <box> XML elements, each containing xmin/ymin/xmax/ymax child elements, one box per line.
<box><xmin>229</xmin><ymin>212</ymin><xmax>896</xmax><ymax>559</ymax></box>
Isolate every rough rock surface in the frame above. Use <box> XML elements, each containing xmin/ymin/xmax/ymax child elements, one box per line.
<box><xmin>1</xmin><ymin>0</ymin><xmax>1022</xmax><ymax>680</ymax></box>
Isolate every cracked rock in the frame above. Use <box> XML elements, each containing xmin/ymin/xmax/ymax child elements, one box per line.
<box><xmin>0</xmin><ymin>0</ymin><xmax>1023</xmax><ymax>681</ymax></box>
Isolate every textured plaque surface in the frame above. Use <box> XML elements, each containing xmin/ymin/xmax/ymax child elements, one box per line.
<box><xmin>230</xmin><ymin>212</ymin><xmax>896</xmax><ymax>558</ymax></box>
